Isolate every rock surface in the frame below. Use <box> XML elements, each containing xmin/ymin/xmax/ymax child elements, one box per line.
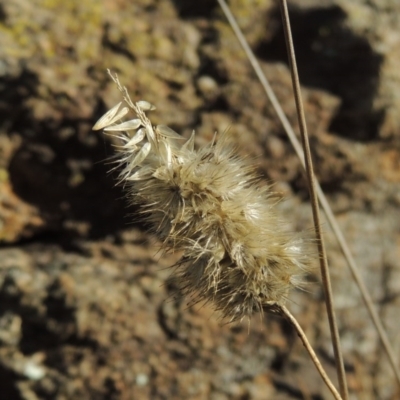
<box><xmin>1</xmin><ymin>0</ymin><xmax>400</xmax><ymax>399</ymax></box>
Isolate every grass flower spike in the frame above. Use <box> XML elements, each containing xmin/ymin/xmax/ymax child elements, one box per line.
<box><xmin>93</xmin><ymin>70</ymin><xmax>312</xmax><ymax>321</ymax></box>
<box><xmin>95</xmin><ymin>70</ymin><xmax>343</xmax><ymax>398</ymax></box>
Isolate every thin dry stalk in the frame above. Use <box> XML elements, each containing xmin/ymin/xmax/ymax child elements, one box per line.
<box><xmin>278</xmin><ymin>1</ymin><xmax>348</xmax><ymax>397</ymax></box>
<box><xmin>216</xmin><ymin>0</ymin><xmax>400</xmax><ymax>389</ymax></box>
<box><xmin>277</xmin><ymin>304</ymin><xmax>343</xmax><ymax>400</ymax></box>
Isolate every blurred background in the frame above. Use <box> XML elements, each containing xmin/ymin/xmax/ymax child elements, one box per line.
<box><xmin>1</xmin><ymin>0</ymin><xmax>400</xmax><ymax>398</ymax></box>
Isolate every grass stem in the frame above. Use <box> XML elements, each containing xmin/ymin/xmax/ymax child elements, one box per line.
<box><xmin>279</xmin><ymin>305</ymin><xmax>343</xmax><ymax>400</ymax></box>
<box><xmin>278</xmin><ymin>1</ymin><xmax>348</xmax><ymax>397</ymax></box>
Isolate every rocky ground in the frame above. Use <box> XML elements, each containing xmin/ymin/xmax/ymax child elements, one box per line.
<box><xmin>1</xmin><ymin>0</ymin><xmax>400</xmax><ymax>399</ymax></box>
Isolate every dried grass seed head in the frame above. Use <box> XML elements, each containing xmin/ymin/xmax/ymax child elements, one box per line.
<box><xmin>93</xmin><ymin>71</ymin><xmax>313</xmax><ymax>321</ymax></box>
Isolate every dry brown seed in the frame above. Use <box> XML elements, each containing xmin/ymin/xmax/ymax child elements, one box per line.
<box><xmin>126</xmin><ymin>166</ymin><xmax>153</xmax><ymax>181</ymax></box>
<box><xmin>93</xmin><ymin>102</ymin><xmax>121</xmax><ymax>130</ymax></box>
<box><xmin>181</xmin><ymin>131</ymin><xmax>195</xmax><ymax>153</ymax></box>
<box><xmin>136</xmin><ymin>100</ymin><xmax>156</xmax><ymax>111</ymax></box>
<box><xmin>123</xmin><ymin>128</ymin><xmax>146</xmax><ymax>148</ymax></box>
<box><xmin>156</xmin><ymin>125</ymin><xmax>184</xmax><ymax>140</ymax></box>
<box><xmin>120</xmin><ymin>142</ymin><xmax>151</xmax><ymax>177</ymax></box>
<box><xmin>93</xmin><ymin>102</ymin><xmax>129</xmax><ymax>130</ymax></box>
<box><xmin>104</xmin><ymin>119</ymin><xmax>142</xmax><ymax>131</ymax></box>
